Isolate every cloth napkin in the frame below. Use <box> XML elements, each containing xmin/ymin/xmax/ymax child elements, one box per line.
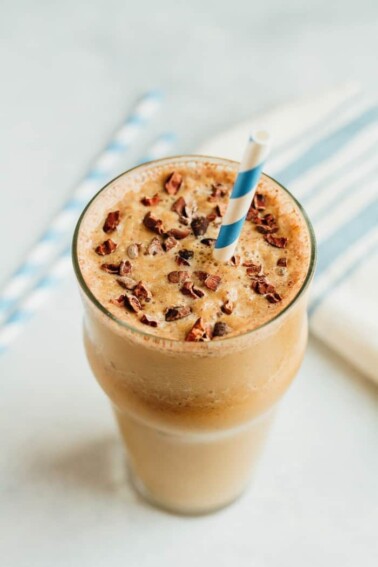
<box><xmin>197</xmin><ymin>84</ymin><xmax>378</xmax><ymax>384</ymax></box>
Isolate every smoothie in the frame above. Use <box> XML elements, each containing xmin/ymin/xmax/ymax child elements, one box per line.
<box><xmin>73</xmin><ymin>156</ymin><xmax>315</xmax><ymax>514</ymax></box>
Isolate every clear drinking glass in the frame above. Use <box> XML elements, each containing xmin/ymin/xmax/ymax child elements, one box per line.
<box><xmin>72</xmin><ymin>156</ymin><xmax>316</xmax><ymax>515</ymax></box>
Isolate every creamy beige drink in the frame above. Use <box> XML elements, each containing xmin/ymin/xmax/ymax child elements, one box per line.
<box><xmin>73</xmin><ymin>156</ymin><xmax>316</xmax><ymax>514</ymax></box>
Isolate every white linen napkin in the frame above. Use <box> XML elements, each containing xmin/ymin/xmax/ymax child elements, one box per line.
<box><xmin>197</xmin><ymin>84</ymin><xmax>378</xmax><ymax>384</ymax></box>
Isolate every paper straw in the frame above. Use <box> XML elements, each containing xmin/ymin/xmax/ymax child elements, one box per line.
<box><xmin>213</xmin><ymin>130</ymin><xmax>271</xmax><ymax>262</ymax></box>
<box><xmin>0</xmin><ymin>90</ymin><xmax>163</xmax><ymax>325</ymax></box>
<box><xmin>137</xmin><ymin>132</ymin><xmax>177</xmax><ymax>164</ymax></box>
<box><xmin>0</xmin><ymin>132</ymin><xmax>177</xmax><ymax>354</ymax></box>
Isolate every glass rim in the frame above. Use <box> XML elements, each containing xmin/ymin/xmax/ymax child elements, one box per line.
<box><xmin>72</xmin><ymin>155</ymin><xmax>317</xmax><ymax>344</ymax></box>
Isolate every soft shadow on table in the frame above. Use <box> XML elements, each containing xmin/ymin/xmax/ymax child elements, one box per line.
<box><xmin>31</xmin><ymin>435</ymin><xmax>140</xmax><ymax>501</ymax></box>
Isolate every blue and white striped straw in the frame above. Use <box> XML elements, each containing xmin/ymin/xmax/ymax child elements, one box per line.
<box><xmin>214</xmin><ymin>130</ymin><xmax>271</xmax><ymax>262</ymax></box>
<box><xmin>0</xmin><ymin>132</ymin><xmax>177</xmax><ymax>354</ymax></box>
<box><xmin>0</xmin><ymin>90</ymin><xmax>163</xmax><ymax>326</ymax></box>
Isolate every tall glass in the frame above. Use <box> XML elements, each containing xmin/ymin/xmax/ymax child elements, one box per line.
<box><xmin>72</xmin><ymin>156</ymin><xmax>316</xmax><ymax>515</ymax></box>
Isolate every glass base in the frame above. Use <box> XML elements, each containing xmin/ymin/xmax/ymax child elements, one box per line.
<box><xmin>129</xmin><ymin>465</ymin><xmax>249</xmax><ymax>516</ymax></box>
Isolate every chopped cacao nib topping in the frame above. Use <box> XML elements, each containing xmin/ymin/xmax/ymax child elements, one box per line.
<box><xmin>167</xmin><ymin>270</ymin><xmax>190</xmax><ymax>283</ymax></box>
<box><xmin>213</xmin><ymin>321</ymin><xmax>230</xmax><ymax>337</ymax></box>
<box><xmin>246</xmin><ymin>206</ymin><xmax>259</xmax><ymax>221</ymax></box>
<box><xmin>171</xmin><ymin>196</ymin><xmax>186</xmax><ymax>216</ymax></box>
<box><xmin>277</xmin><ymin>257</ymin><xmax>287</xmax><ymax>267</ymax></box>
<box><xmin>110</xmin><ymin>294</ymin><xmax>126</xmax><ymax>307</ymax></box>
<box><xmin>195</xmin><ymin>271</ymin><xmax>221</xmax><ymax>291</ymax></box>
<box><xmin>229</xmin><ymin>255</ymin><xmax>240</xmax><ymax>267</ymax></box>
<box><xmin>140</xmin><ymin>314</ymin><xmax>158</xmax><ymax>327</ymax></box>
<box><xmin>143</xmin><ymin>212</ymin><xmax>165</xmax><ymax>235</ymax></box>
<box><xmin>200</xmin><ymin>238</ymin><xmax>216</xmax><ymax>247</ymax></box>
<box><xmin>245</xmin><ymin>263</ymin><xmax>262</xmax><ymax>276</ymax></box>
<box><xmin>266</xmin><ymin>292</ymin><xmax>282</xmax><ymax>303</ymax></box>
<box><xmin>116</xmin><ymin>276</ymin><xmax>137</xmax><ymax>290</ymax></box>
<box><xmin>165</xmin><ymin>171</ymin><xmax>183</xmax><ymax>195</ymax></box>
<box><xmin>133</xmin><ymin>281</ymin><xmax>152</xmax><ymax>303</ymax></box>
<box><xmin>101</xmin><ymin>263</ymin><xmax>120</xmax><ymax>274</ymax></box>
<box><xmin>206</xmin><ymin>211</ymin><xmax>217</xmax><ymax>222</ymax></box>
<box><xmin>95</xmin><ymin>239</ymin><xmax>117</xmax><ymax>256</ymax></box>
<box><xmin>204</xmin><ymin>274</ymin><xmax>222</xmax><ymax>291</ymax></box>
<box><xmin>176</xmin><ymin>249</ymin><xmax>194</xmax><ymax>266</ymax></box>
<box><xmin>124</xmin><ymin>294</ymin><xmax>142</xmax><ymax>313</ymax></box>
<box><xmin>215</xmin><ymin>203</ymin><xmax>227</xmax><ymax>217</ymax></box>
<box><xmin>163</xmin><ymin>236</ymin><xmax>178</xmax><ymax>252</ymax></box>
<box><xmin>103</xmin><ymin>211</ymin><xmax>120</xmax><ymax>233</ymax></box>
<box><xmin>252</xmin><ymin>193</ymin><xmax>266</xmax><ymax>210</ymax></box>
<box><xmin>119</xmin><ymin>260</ymin><xmax>132</xmax><ymax>276</ymax></box>
<box><xmin>180</xmin><ymin>281</ymin><xmax>205</xmax><ymax>299</ymax></box>
<box><xmin>166</xmin><ymin>228</ymin><xmax>191</xmax><ymax>240</ymax></box>
<box><xmin>251</xmin><ymin>280</ymin><xmax>276</xmax><ymax>295</ymax></box>
<box><xmin>127</xmin><ymin>243</ymin><xmax>140</xmax><ymax>259</ymax></box>
<box><xmin>208</xmin><ymin>183</ymin><xmax>228</xmax><ymax>202</ymax></box>
<box><xmin>256</xmin><ymin>224</ymin><xmax>278</xmax><ymax>235</ymax></box>
<box><xmin>191</xmin><ymin>216</ymin><xmax>209</xmax><ymax>237</ymax></box>
<box><xmin>264</xmin><ymin>234</ymin><xmax>288</xmax><ymax>248</ymax></box>
<box><xmin>165</xmin><ymin>305</ymin><xmax>191</xmax><ymax>322</ymax></box>
<box><xmin>255</xmin><ymin>213</ymin><xmax>278</xmax><ymax>234</ymax></box>
<box><xmin>185</xmin><ymin>318</ymin><xmax>212</xmax><ymax>342</ymax></box>
<box><xmin>221</xmin><ymin>299</ymin><xmax>234</xmax><ymax>315</ymax></box>
<box><xmin>146</xmin><ymin>237</ymin><xmax>164</xmax><ymax>256</ymax></box>
<box><xmin>141</xmin><ymin>193</ymin><xmax>160</xmax><ymax>206</ymax></box>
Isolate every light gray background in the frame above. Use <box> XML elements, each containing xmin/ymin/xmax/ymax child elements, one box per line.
<box><xmin>1</xmin><ymin>2</ymin><xmax>378</xmax><ymax>566</ymax></box>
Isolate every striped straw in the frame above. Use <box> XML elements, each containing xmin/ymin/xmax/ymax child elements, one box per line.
<box><xmin>0</xmin><ymin>90</ymin><xmax>163</xmax><ymax>325</ymax></box>
<box><xmin>0</xmin><ymin>132</ymin><xmax>177</xmax><ymax>354</ymax></box>
<box><xmin>137</xmin><ymin>132</ymin><xmax>177</xmax><ymax>164</ymax></box>
<box><xmin>214</xmin><ymin>130</ymin><xmax>271</xmax><ymax>262</ymax></box>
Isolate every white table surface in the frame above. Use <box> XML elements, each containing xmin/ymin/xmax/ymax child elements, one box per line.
<box><xmin>1</xmin><ymin>1</ymin><xmax>378</xmax><ymax>566</ymax></box>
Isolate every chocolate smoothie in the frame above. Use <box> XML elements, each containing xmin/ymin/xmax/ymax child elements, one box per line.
<box><xmin>73</xmin><ymin>156</ymin><xmax>316</xmax><ymax>514</ymax></box>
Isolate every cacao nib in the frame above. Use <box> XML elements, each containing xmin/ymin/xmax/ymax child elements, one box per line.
<box><xmin>165</xmin><ymin>171</ymin><xmax>183</xmax><ymax>195</ymax></box>
<box><xmin>213</xmin><ymin>321</ymin><xmax>230</xmax><ymax>337</ymax></box>
<box><xmin>251</xmin><ymin>280</ymin><xmax>276</xmax><ymax>295</ymax></box>
<box><xmin>141</xmin><ymin>193</ymin><xmax>160</xmax><ymax>206</ymax></box>
<box><xmin>101</xmin><ymin>263</ymin><xmax>120</xmax><ymax>274</ymax></box>
<box><xmin>221</xmin><ymin>299</ymin><xmax>234</xmax><ymax>315</ymax></box>
<box><xmin>215</xmin><ymin>203</ymin><xmax>227</xmax><ymax>217</ymax></box>
<box><xmin>167</xmin><ymin>271</ymin><xmax>190</xmax><ymax>283</ymax></box>
<box><xmin>266</xmin><ymin>292</ymin><xmax>282</xmax><ymax>303</ymax></box>
<box><xmin>146</xmin><ymin>237</ymin><xmax>164</xmax><ymax>256</ymax></box>
<box><xmin>208</xmin><ymin>183</ymin><xmax>228</xmax><ymax>202</ymax></box>
<box><xmin>119</xmin><ymin>260</ymin><xmax>132</xmax><ymax>276</ymax></box>
<box><xmin>165</xmin><ymin>305</ymin><xmax>191</xmax><ymax>321</ymax></box>
<box><xmin>185</xmin><ymin>318</ymin><xmax>212</xmax><ymax>342</ymax></box>
<box><xmin>163</xmin><ymin>236</ymin><xmax>178</xmax><ymax>251</ymax></box>
<box><xmin>245</xmin><ymin>263</ymin><xmax>262</xmax><ymax>276</ymax></box>
<box><xmin>191</xmin><ymin>216</ymin><xmax>209</xmax><ymax>237</ymax></box>
<box><xmin>277</xmin><ymin>257</ymin><xmax>287</xmax><ymax>267</ymax></box>
<box><xmin>103</xmin><ymin>211</ymin><xmax>120</xmax><ymax>233</ymax></box>
<box><xmin>166</xmin><ymin>228</ymin><xmax>191</xmax><ymax>240</ymax></box>
<box><xmin>133</xmin><ymin>281</ymin><xmax>152</xmax><ymax>303</ymax></box>
<box><xmin>252</xmin><ymin>193</ymin><xmax>266</xmax><ymax>210</ymax></box>
<box><xmin>264</xmin><ymin>234</ymin><xmax>288</xmax><ymax>248</ymax></box>
<box><xmin>124</xmin><ymin>294</ymin><xmax>142</xmax><ymax>313</ymax></box>
<box><xmin>200</xmin><ymin>238</ymin><xmax>216</xmax><ymax>246</ymax></box>
<box><xmin>116</xmin><ymin>276</ymin><xmax>137</xmax><ymax>290</ymax></box>
<box><xmin>95</xmin><ymin>239</ymin><xmax>117</xmax><ymax>256</ymax></box>
<box><xmin>229</xmin><ymin>255</ymin><xmax>240</xmax><ymax>266</ymax></box>
<box><xmin>180</xmin><ymin>281</ymin><xmax>205</xmax><ymax>299</ymax></box>
<box><xmin>171</xmin><ymin>196</ymin><xmax>186</xmax><ymax>216</ymax></box>
<box><xmin>176</xmin><ymin>249</ymin><xmax>194</xmax><ymax>266</ymax></box>
<box><xmin>140</xmin><ymin>314</ymin><xmax>158</xmax><ymax>327</ymax></box>
<box><xmin>143</xmin><ymin>212</ymin><xmax>165</xmax><ymax>235</ymax></box>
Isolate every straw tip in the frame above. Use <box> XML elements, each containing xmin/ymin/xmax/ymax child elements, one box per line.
<box><xmin>249</xmin><ymin>129</ymin><xmax>271</xmax><ymax>145</ymax></box>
